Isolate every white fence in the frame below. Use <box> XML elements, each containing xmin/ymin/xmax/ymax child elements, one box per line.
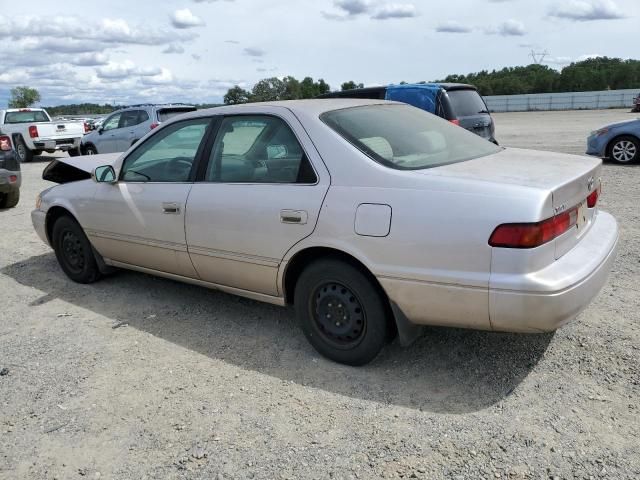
<box><xmin>484</xmin><ymin>89</ymin><xmax>639</xmax><ymax>112</ymax></box>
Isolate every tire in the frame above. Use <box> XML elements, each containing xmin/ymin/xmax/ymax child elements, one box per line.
<box><xmin>84</xmin><ymin>144</ymin><xmax>97</xmax><ymax>155</ymax></box>
<box><xmin>0</xmin><ymin>189</ymin><xmax>19</xmax><ymax>209</ymax></box>
<box><xmin>294</xmin><ymin>258</ymin><xmax>390</xmax><ymax>366</ymax></box>
<box><xmin>67</xmin><ymin>147</ymin><xmax>81</xmax><ymax>157</ymax></box>
<box><xmin>608</xmin><ymin>135</ymin><xmax>639</xmax><ymax>164</ymax></box>
<box><xmin>52</xmin><ymin>215</ymin><xmax>101</xmax><ymax>284</ymax></box>
<box><xmin>32</xmin><ymin>149</ymin><xmax>43</xmax><ymax>156</ymax></box>
<box><xmin>15</xmin><ymin>137</ymin><xmax>33</xmax><ymax>163</ymax></box>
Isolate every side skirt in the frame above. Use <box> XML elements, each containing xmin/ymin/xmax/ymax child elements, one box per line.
<box><xmin>105</xmin><ymin>259</ymin><xmax>287</xmax><ymax>307</ymax></box>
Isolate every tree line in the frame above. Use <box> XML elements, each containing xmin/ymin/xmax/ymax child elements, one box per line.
<box><xmin>6</xmin><ymin>57</ymin><xmax>639</xmax><ymax>113</ymax></box>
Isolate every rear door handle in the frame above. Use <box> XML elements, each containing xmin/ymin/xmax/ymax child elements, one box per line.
<box><xmin>280</xmin><ymin>209</ymin><xmax>308</xmax><ymax>224</ymax></box>
<box><xmin>162</xmin><ymin>202</ymin><xmax>181</xmax><ymax>214</ymax></box>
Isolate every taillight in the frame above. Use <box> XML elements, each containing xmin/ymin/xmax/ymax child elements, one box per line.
<box><xmin>0</xmin><ymin>135</ymin><xmax>11</xmax><ymax>151</ymax></box>
<box><xmin>449</xmin><ymin>119</ymin><xmax>461</xmax><ymax>126</ymax></box>
<box><xmin>489</xmin><ymin>207</ymin><xmax>579</xmax><ymax>249</ymax></box>
<box><xmin>150</xmin><ymin>122</ymin><xmax>159</xmax><ymax>130</ymax></box>
<box><xmin>29</xmin><ymin>125</ymin><xmax>39</xmax><ymax>138</ymax></box>
<box><xmin>83</xmin><ymin>122</ymin><xmax>90</xmax><ymax>133</ymax></box>
<box><xmin>587</xmin><ymin>186</ymin><xmax>600</xmax><ymax>208</ymax></box>
<box><xmin>9</xmin><ymin>175</ymin><xmax>17</xmax><ymax>184</ymax></box>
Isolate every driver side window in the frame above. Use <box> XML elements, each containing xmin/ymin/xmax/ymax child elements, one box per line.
<box><xmin>120</xmin><ymin>118</ymin><xmax>210</xmax><ymax>183</ymax></box>
<box><xmin>102</xmin><ymin>113</ymin><xmax>121</xmax><ymax>132</ymax></box>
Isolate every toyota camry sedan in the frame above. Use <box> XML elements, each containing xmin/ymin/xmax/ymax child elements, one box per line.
<box><xmin>32</xmin><ymin>99</ymin><xmax>618</xmax><ymax>365</ymax></box>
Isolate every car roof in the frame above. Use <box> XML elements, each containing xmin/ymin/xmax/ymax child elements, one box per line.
<box><xmin>188</xmin><ymin>98</ymin><xmax>396</xmax><ymax>119</ymax></box>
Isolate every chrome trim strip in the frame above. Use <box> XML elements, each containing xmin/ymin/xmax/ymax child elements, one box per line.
<box><xmin>188</xmin><ymin>245</ymin><xmax>280</xmax><ymax>267</ymax></box>
<box><xmin>86</xmin><ymin>229</ymin><xmax>187</xmax><ymax>252</ymax></box>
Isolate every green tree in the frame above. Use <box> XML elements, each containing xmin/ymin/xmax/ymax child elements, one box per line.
<box><xmin>224</xmin><ymin>85</ymin><xmax>250</xmax><ymax>105</ymax></box>
<box><xmin>9</xmin><ymin>86</ymin><xmax>41</xmax><ymax>108</ymax></box>
<box><xmin>250</xmin><ymin>77</ymin><xmax>287</xmax><ymax>102</ymax></box>
<box><xmin>341</xmin><ymin>81</ymin><xmax>364</xmax><ymax>91</ymax></box>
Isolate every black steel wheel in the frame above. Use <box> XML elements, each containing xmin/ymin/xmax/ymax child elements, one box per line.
<box><xmin>295</xmin><ymin>258</ymin><xmax>390</xmax><ymax>366</ymax></box>
<box><xmin>52</xmin><ymin>216</ymin><xmax>101</xmax><ymax>284</ymax></box>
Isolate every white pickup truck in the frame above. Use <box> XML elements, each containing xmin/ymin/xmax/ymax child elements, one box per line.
<box><xmin>0</xmin><ymin>108</ymin><xmax>85</xmax><ymax>162</ymax></box>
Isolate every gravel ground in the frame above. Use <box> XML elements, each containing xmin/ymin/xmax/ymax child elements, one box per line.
<box><xmin>1</xmin><ymin>109</ymin><xmax>639</xmax><ymax>480</ymax></box>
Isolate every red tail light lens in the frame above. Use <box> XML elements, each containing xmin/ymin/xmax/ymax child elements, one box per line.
<box><xmin>9</xmin><ymin>175</ymin><xmax>18</xmax><ymax>183</ymax></box>
<box><xmin>83</xmin><ymin>122</ymin><xmax>90</xmax><ymax>133</ymax></box>
<box><xmin>29</xmin><ymin>125</ymin><xmax>39</xmax><ymax>138</ymax></box>
<box><xmin>587</xmin><ymin>187</ymin><xmax>600</xmax><ymax>208</ymax></box>
<box><xmin>0</xmin><ymin>135</ymin><xmax>12</xmax><ymax>151</ymax></box>
<box><xmin>449</xmin><ymin>119</ymin><xmax>460</xmax><ymax>126</ymax></box>
<box><xmin>150</xmin><ymin>122</ymin><xmax>159</xmax><ymax>130</ymax></box>
<box><xmin>489</xmin><ymin>207</ymin><xmax>579</xmax><ymax>249</ymax></box>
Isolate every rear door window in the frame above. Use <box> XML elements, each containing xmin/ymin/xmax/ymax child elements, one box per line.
<box><xmin>446</xmin><ymin>90</ymin><xmax>489</xmax><ymax>117</ymax></box>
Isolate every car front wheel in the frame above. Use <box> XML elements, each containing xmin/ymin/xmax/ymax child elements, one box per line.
<box><xmin>609</xmin><ymin>136</ymin><xmax>639</xmax><ymax>164</ymax></box>
<box><xmin>294</xmin><ymin>258</ymin><xmax>389</xmax><ymax>366</ymax></box>
<box><xmin>52</xmin><ymin>216</ymin><xmax>101</xmax><ymax>284</ymax></box>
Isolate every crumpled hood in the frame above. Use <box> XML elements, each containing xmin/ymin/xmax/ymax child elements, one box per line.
<box><xmin>42</xmin><ymin>153</ymin><xmax>121</xmax><ymax>184</ymax></box>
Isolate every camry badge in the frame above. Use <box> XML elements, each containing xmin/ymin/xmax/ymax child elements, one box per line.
<box><xmin>587</xmin><ymin>176</ymin><xmax>595</xmax><ymax>191</ymax></box>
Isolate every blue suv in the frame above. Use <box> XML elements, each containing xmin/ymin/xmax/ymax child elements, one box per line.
<box><xmin>319</xmin><ymin>83</ymin><xmax>497</xmax><ymax>144</ymax></box>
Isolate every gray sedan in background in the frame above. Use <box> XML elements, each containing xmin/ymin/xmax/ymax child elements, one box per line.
<box><xmin>33</xmin><ymin>99</ymin><xmax>617</xmax><ymax>365</ymax></box>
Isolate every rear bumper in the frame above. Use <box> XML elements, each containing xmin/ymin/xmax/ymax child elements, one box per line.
<box><xmin>0</xmin><ymin>169</ymin><xmax>21</xmax><ymax>192</ymax></box>
<box><xmin>32</xmin><ymin>137</ymin><xmax>81</xmax><ymax>151</ymax></box>
<box><xmin>489</xmin><ymin>210</ymin><xmax>618</xmax><ymax>332</ymax></box>
<box><xmin>31</xmin><ymin>209</ymin><xmax>49</xmax><ymax>246</ymax></box>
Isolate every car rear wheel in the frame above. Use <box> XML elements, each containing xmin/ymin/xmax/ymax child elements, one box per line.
<box><xmin>52</xmin><ymin>216</ymin><xmax>101</xmax><ymax>284</ymax></box>
<box><xmin>608</xmin><ymin>136</ymin><xmax>639</xmax><ymax>164</ymax></box>
<box><xmin>15</xmin><ymin>138</ymin><xmax>33</xmax><ymax>163</ymax></box>
<box><xmin>68</xmin><ymin>147</ymin><xmax>81</xmax><ymax>157</ymax></box>
<box><xmin>84</xmin><ymin>145</ymin><xmax>97</xmax><ymax>155</ymax></box>
<box><xmin>294</xmin><ymin>258</ymin><xmax>389</xmax><ymax>366</ymax></box>
<box><xmin>0</xmin><ymin>189</ymin><xmax>19</xmax><ymax>209</ymax></box>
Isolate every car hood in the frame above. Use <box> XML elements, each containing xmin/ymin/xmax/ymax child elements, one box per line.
<box><xmin>42</xmin><ymin>153</ymin><xmax>120</xmax><ymax>184</ymax></box>
<box><xmin>597</xmin><ymin>118</ymin><xmax>640</xmax><ymax>131</ymax></box>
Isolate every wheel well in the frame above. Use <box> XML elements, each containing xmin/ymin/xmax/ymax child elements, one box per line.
<box><xmin>606</xmin><ymin>134</ymin><xmax>640</xmax><ymax>156</ymax></box>
<box><xmin>45</xmin><ymin>206</ymin><xmax>76</xmax><ymax>244</ymax></box>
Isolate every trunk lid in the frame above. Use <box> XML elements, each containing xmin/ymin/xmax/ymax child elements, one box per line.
<box><xmin>424</xmin><ymin>148</ymin><xmax>602</xmax><ymax>258</ymax></box>
<box><xmin>32</xmin><ymin>122</ymin><xmax>85</xmax><ymax>140</ymax></box>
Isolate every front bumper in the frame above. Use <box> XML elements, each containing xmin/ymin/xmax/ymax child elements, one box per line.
<box><xmin>586</xmin><ymin>134</ymin><xmax>606</xmax><ymax>157</ymax></box>
<box><xmin>31</xmin><ymin>209</ymin><xmax>49</xmax><ymax>246</ymax></box>
<box><xmin>489</xmin><ymin>210</ymin><xmax>618</xmax><ymax>332</ymax></box>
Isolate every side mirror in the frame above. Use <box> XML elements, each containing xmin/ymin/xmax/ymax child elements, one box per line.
<box><xmin>92</xmin><ymin>165</ymin><xmax>117</xmax><ymax>184</ymax></box>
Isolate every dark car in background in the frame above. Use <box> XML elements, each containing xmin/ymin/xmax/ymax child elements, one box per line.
<box><xmin>0</xmin><ymin>133</ymin><xmax>21</xmax><ymax>208</ymax></box>
<box><xmin>319</xmin><ymin>83</ymin><xmax>497</xmax><ymax>144</ymax></box>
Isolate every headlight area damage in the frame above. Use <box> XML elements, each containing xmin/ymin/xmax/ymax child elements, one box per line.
<box><xmin>42</xmin><ymin>153</ymin><xmax>120</xmax><ymax>184</ymax></box>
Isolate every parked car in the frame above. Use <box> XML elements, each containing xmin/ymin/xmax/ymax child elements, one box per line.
<box><xmin>0</xmin><ymin>108</ymin><xmax>85</xmax><ymax>162</ymax></box>
<box><xmin>631</xmin><ymin>93</ymin><xmax>640</xmax><ymax>113</ymax></box>
<box><xmin>0</xmin><ymin>133</ymin><xmax>21</xmax><ymax>208</ymax></box>
<box><xmin>319</xmin><ymin>83</ymin><xmax>497</xmax><ymax>143</ymax></box>
<box><xmin>586</xmin><ymin>118</ymin><xmax>640</xmax><ymax>164</ymax></box>
<box><xmin>81</xmin><ymin>104</ymin><xmax>197</xmax><ymax>155</ymax></box>
<box><xmin>33</xmin><ymin>99</ymin><xmax>617</xmax><ymax>365</ymax></box>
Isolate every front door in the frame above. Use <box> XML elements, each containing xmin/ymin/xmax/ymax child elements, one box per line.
<box><xmin>185</xmin><ymin>111</ymin><xmax>329</xmax><ymax>296</ymax></box>
<box><xmin>85</xmin><ymin>117</ymin><xmax>212</xmax><ymax>277</ymax></box>
<box><xmin>96</xmin><ymin>112</ymin><xmax>122</xmax><ymax>153</ymax></box>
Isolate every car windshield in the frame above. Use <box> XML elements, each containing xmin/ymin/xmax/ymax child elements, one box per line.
<box><xmin>447</xmin><ymin>89</ymin><xmax>489</xmax><ymax>117</ymax></box>
<box><xmin>4</xmin><ymin>111</ymin><xmax>50</xmax><ymax>123</ymax></box>
<box><xmin>321</xmin><ymin>104</ymin><xmax>501</xmax><ymax>170</ymax></box>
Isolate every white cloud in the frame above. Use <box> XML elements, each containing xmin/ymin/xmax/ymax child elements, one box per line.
<box><xmin>244</xmin><ymin>47</ymin><xmax>266</xmax><ymax>57</ymax></box>
<box><xmin>324</xmin><ymin>1</ymin><xmax>417</xmax><ymax>20</ymax></box>
<box><xmin>372</xmin><ymin>4</ymin><xmax>417</xmax><ymax>19</ymax></box>
<box><xmin>436</xmin><ymin>21</ymin><xmax>472</xmax><ymax>33</ymax></box>
<box><xmin>486</xmin><ymin>19</ymin><xmax>526</xmax><ymax>36</ymax></box>
<box><xmin>162</xmin><ymin>44</ymin><xmax>185</xmax><ymax>54</ymax></box>
<box><xmin>170</xmin><ymin>9</ymin><xmax>206</xmax><ymax>29</ymax></box>
<box><xmin>549</xmin><ymin>0</ymin><xmax>625</xmax><ymax>21</ymax></box>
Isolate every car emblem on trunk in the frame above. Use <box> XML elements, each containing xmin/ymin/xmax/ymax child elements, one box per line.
<box><xmin>587</xmin><ymin>176</ymin><xmax>595</xmax><ymax>191</ymax></box>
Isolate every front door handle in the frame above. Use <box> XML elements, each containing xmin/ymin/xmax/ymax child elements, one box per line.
<box><xmin>162</xmin><ymin>202</ymin><xmax>181</xmax><ymax>214</ymax></box>
<box><xmin>280</xmin><ymin>209</ymin><xmax>308</xmax><ymax>224</ymax></box>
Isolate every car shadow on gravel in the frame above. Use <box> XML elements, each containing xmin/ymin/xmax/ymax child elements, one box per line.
<box><xmin>2</xmin><ymin>253</ymin><xmax>554</xmax><ymax>414</ymax></box>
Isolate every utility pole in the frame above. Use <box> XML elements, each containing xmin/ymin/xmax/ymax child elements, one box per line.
<box><xmin>530</xmin><ymin>50</ymin><xmax>549</xmax><ymax>65</ymax></box>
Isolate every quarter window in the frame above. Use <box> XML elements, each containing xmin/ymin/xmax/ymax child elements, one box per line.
<box><xmin>120</xmin><ymin>119</ymin><xmax>210</xmax><ymax>182</ymax></box>
<box><xmin>206</xmin><ymin>115</ymin><xmax>316</xmax><ymax>184</ymax></box>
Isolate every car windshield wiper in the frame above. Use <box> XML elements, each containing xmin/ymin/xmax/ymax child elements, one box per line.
<box><xmin>477</xmin><ymin>109</ymin><xmax>490</xmax><ymax>114</ymax></box>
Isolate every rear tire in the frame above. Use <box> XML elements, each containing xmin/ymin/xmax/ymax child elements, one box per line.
<box><xmin>608</xmin><ymin>135</ymin><xmax>639</xmax><ymax>164</ymax></box>
<box><xmin>84</xmin><ymin>144</ymin><xmax>97</xmax><ymax>155</ymax></box>
<box><xmin>32</xmin><ymin>149</ymin><xmax>43</xmax><ymax>156</ymax></box>
<box><xmin>52</xmin><ymin>216</ymin><xmax>101</xmax><ymax>284</ymax></box>
<box><xmin>67</xmin><ymin>147</ymin><xmax>81</xmax><ymax>157</ymax></box>
<box><xmin>294</xmin><ymin>258</ymin><xmax>389</xmax><ymax>366</ymax></box>
<box><xmin>15</xmin><ymin>138</ymin><xmax>33</xmax><ymax>163</ymax></box>
<box><xmin>0</xmin><ymin>189</ymin><xmax>19</xmax><ymax>209</ymax></box>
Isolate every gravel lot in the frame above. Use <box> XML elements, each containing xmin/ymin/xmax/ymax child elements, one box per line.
<box><xmin>1</xmin><ymin>109</ymin><xmax>639</xmax><ymax>480</ymax></box>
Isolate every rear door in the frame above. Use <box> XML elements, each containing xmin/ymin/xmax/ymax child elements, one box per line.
<box><xmin>185</xmin><ymin>109</ymin><xmax>330</xmax><ymax>296</ymax></box>
<box><xmin>116</xmin><ymin>110</ymin><xmax>148</xmax><ymax>151</ymax></box>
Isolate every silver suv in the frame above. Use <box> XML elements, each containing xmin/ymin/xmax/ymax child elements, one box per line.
<box><xmin>80</xmin><ymin>104</ymin><xmax>196</xmax><ymax>155</ymax></box>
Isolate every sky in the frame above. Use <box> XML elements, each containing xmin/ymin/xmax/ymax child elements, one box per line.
<box><xmin>0</xmin><ymin>0</ymin><xmax>638</xmax><ymax>106</ymax></box>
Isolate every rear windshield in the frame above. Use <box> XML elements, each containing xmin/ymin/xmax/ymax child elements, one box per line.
<box><xmin>321</xmin><ymin>104</ymin><xmax>501</xmax><ymax>170</ymax></box>
<box><xmin>446</xmin><ymin>89</ymin><xmax>489</xmax><ymax>117</ymax></box>
<box><xmin>157</xmin><ymin>107</ymin><xmax>197</xmax><ymax>122</ymax></box>
<box><xmin>4</xmin><ymin>111</ymin><xmax>50</xmax><ymax>123</ymax></box>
